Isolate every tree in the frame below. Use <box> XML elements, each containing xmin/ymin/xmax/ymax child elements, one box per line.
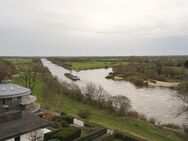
<box><xmin>0</xmin><ymin>59</ymin><xmax>15</xmax><ymax>82</ymax></box>
<box><xmin>0</xmin><ymin>70</ymin><xmax>6</xmax><ymax>82</ymax></box>
<box><xmin>184</xmin><ymin>61</ymin><xmax>188</xmax><ymax>68</ymax></box>
<box><xmin>112</xmin><ymin>96</ymin><xmax>131</xmax><ymax>116</ymax></box>
<box><xmin>20</xmin><ymin>65</ymin><xmax>38</xmax><ymax>91</ymax></box>
<box><xmin>27</xmin><ymin>123</ymin><xmax>43</xmax><ymax>141</ymax></box>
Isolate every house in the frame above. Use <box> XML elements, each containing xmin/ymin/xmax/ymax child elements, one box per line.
<box><xmin>0</xmin><ymin>111</ymin><xmax>50</xmax><ymax>141</ymax></box>
<box><xmin>0</xmin><ymin>80</ymin><xmax>40</xmax><ymax>113</ymax></box>
<box><xmin>0</xmin><ymin>80</ymin><xmax>51</xmax><ymax>141</ymax></box>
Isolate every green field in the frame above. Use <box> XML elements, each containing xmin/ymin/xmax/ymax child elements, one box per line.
<box><xmin>52</xmin><ymin>59</ymin><xmax>128</xmax><ymax>71</ymax></box>
<box><xmin>6</xmin><ymin>58</ymin><xmax>32</xmax><ymax>65</ymax></box>
<box><xmin>65</xmin><ymin>61</ymin><xmax>116</xmax><ymax>70</ymax></box>
<box><xmin>11</xmin><ymin>58</ymin><xmax>185</xmax><ymax>141</ymax></box>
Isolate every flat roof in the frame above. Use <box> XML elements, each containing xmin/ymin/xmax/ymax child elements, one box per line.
<box><xmin>0</xmin><ymin>111</ymin><xmax>50</xmax><ymax>140</ymax></box>
<box><xmin>0</xmin><ymin>83</ymin><xmax>31</xmax><ymax>98</ymax></box>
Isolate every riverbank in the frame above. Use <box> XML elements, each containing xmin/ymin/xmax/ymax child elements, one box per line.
<box><xmin>48</xmin><ymin>58</ymin><xmax>128</xmax><ymax>71</ymax></box>
<box><xmin>145</xmin><ymin>80</ymin><xmax>179</xmax><ymax>88</ymax></box>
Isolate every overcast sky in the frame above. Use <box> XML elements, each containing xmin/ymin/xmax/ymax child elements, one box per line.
<box><xmin>0</xmin><ymin>0</ymin><xmax>188</xmax><ymax>56</ymax></box>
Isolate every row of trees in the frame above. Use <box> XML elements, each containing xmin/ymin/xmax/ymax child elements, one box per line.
<box><xmin>113</xmin><ymin>60</ymin><xmax>188</xmax><ymax>82</ymax></box>
<box><xmin>36</xmin><ymin>61</ymin><xmax>132</xmax><ymax>116</ymax></box>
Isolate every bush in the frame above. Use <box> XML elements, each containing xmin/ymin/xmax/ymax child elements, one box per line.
<box><xmin>42</xmin><ymin>112</ymin><xmax>53</xmax><ymax>121</ymax></box>
<box><xmin>129</xmin><ymin>76</ymin><xmax>146</xmax><ymax>87</ymax></box>
<box><xmin>162</xmin><ymin>123</ymin><xmax>180</xmax><ymax>129</ymax></box>
<box><xmin>77</xmin><ymin>109</ymin><xmax>91</xmax><ymax>119</ymax></box>
<box><xmin>114</xmin><ymin>131</ymin><xmax>147</xmax><ymax>141</ymax></box>
<box><xmin>149</xmin><ymin>117</ymin><xmax>156</xmax><ymax>125</ymax></box>
<box><xmin>44</xmin><ymin>126</ymin><xmax>81</xmax><ymax>141</ymax></box>
<box><xmin>183</xmin><ymin>125</ymin><xmax>188</xmax><ymax>135</ymax></box>
<box><xmin>74</xmin><ymin>128</ymin><xmax>107</xmax><ymax>141</ymax></box>
<box><xmin>53</xmin><ymin>115</ymin><xmax>74</xmax><ymax>123</ymax></box>
<box><xmin>52</xmin><ymin>121</ymin><xmax>70</xmax><ymax>129</ymax></box>
<box><xmin>60</xmin><ymin>111</ymin><xmax>67</xmax><ymax>116</ymax></box>
<box><xmin>126</xmin><ymin>111</ymin><xmax>139</xmax><ymax>119</ymax></box>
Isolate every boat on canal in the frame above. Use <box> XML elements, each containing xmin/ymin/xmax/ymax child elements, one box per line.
<box><xmin>64</xmin><ymin>73</ymin><xmax>80</xmax><ymax>81</ymax></box>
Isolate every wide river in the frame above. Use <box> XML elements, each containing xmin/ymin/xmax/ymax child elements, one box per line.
<box><xmin>42</xmin><ymin>59</ymin><xmax>187</xmax><ymax>126</ymax></box>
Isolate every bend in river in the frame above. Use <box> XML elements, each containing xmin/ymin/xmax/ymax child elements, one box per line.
<box><xmin>42</xmin><ymin>59</ymin><xmax>188</xmax><ymax>126</ymax></box>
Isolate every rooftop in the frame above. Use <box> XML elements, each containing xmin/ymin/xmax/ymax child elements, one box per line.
<box><xmin>0</xmin><ymin>111</ymin><xmax>50</xmax><ymax>140</ymax></box>
<box><xmin>0</xmin><ymin>81</ymin><xmax>31</xmax><ymax>98</ymax></box>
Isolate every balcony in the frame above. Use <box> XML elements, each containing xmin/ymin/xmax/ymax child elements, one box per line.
<box><xmin>20</xmin><ymin>95</ymin><xmax>37</xmax><ymax>105</ymax></box>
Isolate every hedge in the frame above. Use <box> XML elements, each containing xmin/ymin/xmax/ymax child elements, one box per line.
<box><xmin>52</xmin><ymin>115</ymin><xmax>74</xmax><ymax>123</ymax></box>
<box><xmin>115</xmin><ymin>131</ymin><xmax>148</xmax><ymax>141</ymax></box>
<box><xmin>52</xmin><ymin>121</ymin><xmax>70</xmax><ymax>129</ymax></box>
<box><xmin>74</xmin><ymin>128</ymin><xmax>107</xmax><ymax>141</ymax></box>
<box><xmin>44</xmin><ymin>126</ymin><xmax>81</xmax><ymax>141</ymax></box>
<box><xmin>101</xmin><ymin>131</ymin><xmax>148</xmax><ymax>141</ymax></box>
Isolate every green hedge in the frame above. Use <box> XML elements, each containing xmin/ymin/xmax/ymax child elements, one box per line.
<box><xmin>101</xmin><ymin>131</ymin><xmax>148</xmax><ymax>141</ymax></box>
<box><xmin>52</xmin><ymin>115</ymin><xmax>74</xmax><ymax>123</ymax></box>
<box><xmin>115</xmin><ymin>131</ymin><xmax>148</xmax><ymax>141</ymax></box>
<box><xmin>52</xmin><ymin>121</ymin><xmax>70</xmax><ymax>129</ymax></box>
<box><xmin>74</xmin><ymin>128</ymin><xmax>107</xmax><ymax>141</ymax></box>
<box><xmin>44</xmin><ymin>126</ymin><xmax>81</xmax><ymax>141</ymax></box>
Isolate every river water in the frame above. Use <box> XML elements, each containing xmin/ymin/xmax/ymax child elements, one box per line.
<box><xmin>42</xmin><ymin>59</ymin><xmax>187</xmax><ymax>126</ymax></box>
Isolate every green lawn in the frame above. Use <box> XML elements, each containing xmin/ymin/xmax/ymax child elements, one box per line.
<box><xmin>64</xmin><ymin>61</ymin><xmax>128</xmax><ymax>70</ymax></box>
<box><xmin>49</xmin><ymin>95</ymin><xmax>185</xmax><ymax>141</ymax></box>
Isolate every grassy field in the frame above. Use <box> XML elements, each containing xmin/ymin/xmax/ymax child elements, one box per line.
<box><xmin>41</xmin><ymin>94</ymin><xmax>184</xmax><ymax>141</ymax></box>
<box><xmin>6</xmin><ymin>58</ymin><xmax>32</xmax><ymax>65</ymax></box>
<box><xmin>10</xmin><ymin>58</ymin><xmax>185</xmax><ymax>141</ymax></box>
<box><xmin>65</xmin><ymin>61</ymin><xmax>117</xmax><ymax>70</ymax></box>
<box><xmin>50</xmin><ymin>58</ymin><xmax>128</xmax><ymax>70</ymax></box>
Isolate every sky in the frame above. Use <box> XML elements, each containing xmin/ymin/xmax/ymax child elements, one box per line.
<box><xmin>0</xmin><ymin>0</ymin><xmax>188</xmax><ymax>56</ymax></box>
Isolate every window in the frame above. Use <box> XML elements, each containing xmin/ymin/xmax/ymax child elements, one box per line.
<box><xmin>15</xmin><ymin>136</ymin><xmax>20</xmax><ymax>141</ymax></box>
<box><xmin>2</xmin><ymin>99</ymin><xmax>5</xmax><ymax>105</ymax></box>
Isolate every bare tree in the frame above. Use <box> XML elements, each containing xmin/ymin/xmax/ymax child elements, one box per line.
<box><xmin>27</xmin><ymin>123</ymin><xmax>44</xmax><ymax>141</ymax></box>
<box><xmin>112</xmin><ymin>95</ymin><xmax>131</xmax><ymax>116</ymax></box>
<box><xmin>21</xmin><ymin>65</ymin><xmax>38</xmax><ymax>91</ymax></box>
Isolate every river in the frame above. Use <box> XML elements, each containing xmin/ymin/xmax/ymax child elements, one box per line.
<box><xmin>41</xmin><ymin>58</ymin><xmax>187</xmax><ymax>126</ymax></box>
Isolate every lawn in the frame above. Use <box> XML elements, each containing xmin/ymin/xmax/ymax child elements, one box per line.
<box><xmin>45</xmin><ymin>95</ymin><xmax>184</xmax><ymax>141</ymax></box>
<box><xmin>62</xmin><ymin>61</ymin><xmax>128</xmax><ymax>70</ymax></box>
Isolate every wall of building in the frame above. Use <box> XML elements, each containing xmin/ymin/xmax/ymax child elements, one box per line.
<box><xmin>5</xmin><ymin>128</ymin><xmax>51</xmax><ymax>141</ymax></box>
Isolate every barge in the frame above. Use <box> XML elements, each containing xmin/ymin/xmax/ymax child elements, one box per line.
<box><xmin>64</xmin><ymin>73</ymin><xmax>80</xmax><ymax>81</ymax></box>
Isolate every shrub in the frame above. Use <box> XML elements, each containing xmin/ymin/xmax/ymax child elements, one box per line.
<box><xmin>126</xmin><ymin>111</ymin><xmax>139</xmax><ymax>119</ymax></box>
<box><xmin>114</xmin><ymin>131</ymin><xmax>147</xmax><ymax>141</ymax></box>
<box><xmin>53</xmin><ymin>115</ymin><xmax>74</xmax><ymax>123</ymax></box>
<box><xmin>139</xmin><ymin>114</ymin><xmax>147</xmax><ymax>121</ymax></box>
<box><xmin>52</xmin><ymin>122</ymin><xmax>62</xmax><ymax>129</ymax></box>
<box><xmin>60</xmin><ymin>121</ymin><xmax>70</xmax><ymax>128</ymax></box>
<box><xmin>44</xmin><ymin>126</ymin><xmax>81</xmax><ymax>141</ymax></box>
<box><xmin>74</xmin><ymin>128</ymin><xmax>107</xmax><ymax>141</ymax></box>
<box><xmin>183</xmin><ymin>125</ymin><xmax>188</xmax><ymax>135</ymax></box>
<box><xmin>129</xmin><ymin>76</ymin><xmax>146</xmax><ymax>87</ymax></box>
<box><xmin>60</xmin><ymin>111</ymin><xmax>67</xmax><ymax>116</ymax></box>
<box><xmin>52</xmin><ymin>121</ymin><xmax>70</xmax><ymax>129</ymax></box>
<box><xmin>149</xmin><ymin>117</ymin><xmax>156</xmax><ymax>125</ymax></box>
<box><xmin>42</xmin><ymin>112</ymin><xmax>53</xmax><ymax>121</ymax></box>
<box><xmin>184</xmin><ymin>61</ymin><xmax>188</xmax><ymax>68</ymax></box>
<box><xmin>162</xmin><ymin>123</ymin><xmax>180</xmax><ymax>129</ymax></box>
<box><xmin>77</xmin><ymin>109</ymin><xmax>91</xmax><ymax>119</ymax></box>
